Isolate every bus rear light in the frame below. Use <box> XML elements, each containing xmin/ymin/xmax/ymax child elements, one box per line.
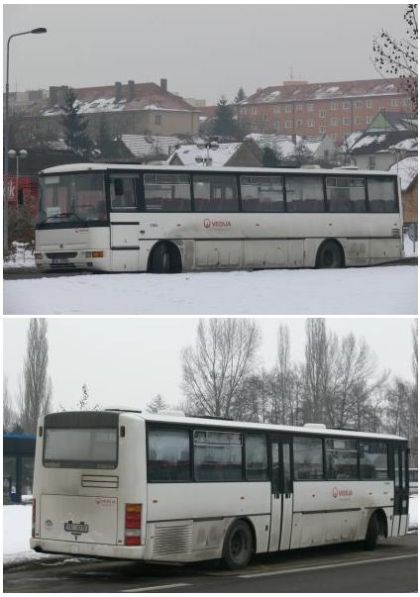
<box><xmin>125</xmin><ymin>504</ymin><xmax>142</xmax><ymax>546</ymax></box>
<box><xmin>32</xmin><ymin>499</ymin><xmax>36</xmax><ymax>538</ymax></box>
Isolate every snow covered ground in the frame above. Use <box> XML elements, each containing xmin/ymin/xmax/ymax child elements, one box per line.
<box><xmin>3</xmin><ymin>265</ymin><xmax>417</xmax><ymax>315</ymax></box>
<box><xmin>4</xmin><ymin>497</ymin><xmax>418</xmax><ymax>568</ymax></box>
<box><xmin>3</xmin><ymin>242</ymin><xmax>35</xmax><ymax>269</ymax></box>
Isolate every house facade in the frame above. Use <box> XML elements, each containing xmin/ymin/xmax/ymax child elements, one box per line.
<box><xmin>8</xmin><ymin>79</ymin><xmax>200</xmax><ymax>142</ymax></box>
<box><xmin>236</xmin><ymin>79</ymin><xmax>413</xmax><ymax>143</ymax></box>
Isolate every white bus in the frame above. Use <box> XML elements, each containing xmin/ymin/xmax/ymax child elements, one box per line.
<box><xmin>30</xmin><ymin>410</ymin><xmax>409</xmax><ymax>569</ymax></box>
<box><xmin>34</xmin><ymin>164</ymin><xmax>402</xmax><ymax>273</ymax></box>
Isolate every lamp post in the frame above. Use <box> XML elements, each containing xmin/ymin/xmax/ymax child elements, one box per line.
<box><xmin>8</xmin><ymin>149</ymin><xmax>28</xmax><ymax>209</ymax></box>
<box><xmin>4</xmin><ymin>27</ymin><xmax>46</xmax><ymax>252</ymax></box>
<box><xmin>195</xmin><ymin>137</ymin><xmax>219</xmax><ymax>166</ymax></box>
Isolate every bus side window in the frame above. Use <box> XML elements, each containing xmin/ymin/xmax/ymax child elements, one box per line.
<box><xmin>110</xmin><ymin>175</ymin><xmax>138</xmax><ymax>210</ymax></box>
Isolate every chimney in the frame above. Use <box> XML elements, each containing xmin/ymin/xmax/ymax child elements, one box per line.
<box><xmin>115</xmin><ymin>81</ymin><xmax>123</xmax><ymax>102</ymax></box>
<box><xmin>127</xmin><ymin>80</ymin><xmax>135</xmax><ymax>102</ymax></box>
<box><xmin>160</xmin><ymin>78</ymin><xmax>168</xmax><ymax>93</ymax></box>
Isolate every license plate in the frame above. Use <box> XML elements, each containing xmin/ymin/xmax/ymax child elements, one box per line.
<box><xmin>64</xmin><ymin>522</ymin><xmax>89</xmax><ymax>534</ymax></box>
<box><xmin>52</xmin><ymin>258</ymin><xmax>68</xmax><ymax>264</ymax></box>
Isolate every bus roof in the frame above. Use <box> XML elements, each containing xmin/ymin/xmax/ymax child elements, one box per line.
<box><xmin>39</xmin><ymin>163</ymin><xmax>397</xmax><ymax>178</ymax></box>
<box><xmin>109</xmin><ymin>410</ymin><xmax>406</xmax><ymax>442</ymax></box>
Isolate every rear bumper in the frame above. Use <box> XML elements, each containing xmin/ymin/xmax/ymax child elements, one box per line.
<box><xmin>30</xmin><ymin>538</ymin><xmax>146</xmax><ymax>560</ymax></box>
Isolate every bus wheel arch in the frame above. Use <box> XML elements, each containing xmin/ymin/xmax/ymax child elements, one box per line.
<box><xmin>364</xmin><ymin>509</ymin><xmax>387</xmax><ymax>550</ymax></box>
<box><xmin>315</xmin><ymin>239</ymin><xmax>345</xmax><ymax>268</ymax></box>
<box><xmin>148</xmin><ymin>241</ymin><xmax>182</xmax><ymax>273</ymax></box>
<box><xmin>222</xmin><ymin>518</ymin><xmax>255</xmax><ymax>570</ymax></box>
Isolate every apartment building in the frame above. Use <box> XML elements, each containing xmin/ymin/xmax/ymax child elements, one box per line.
<box><xmin>237</xmin><ymin>78</ymin><xmax>413</xmax><ymax>143</ymax></box>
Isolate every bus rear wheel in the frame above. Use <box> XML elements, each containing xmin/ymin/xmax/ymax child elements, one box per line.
<box><xmin>150</xmin><ymin>242</ymin><xmax>181</xmax><ymax>273</ymax></box>
<box><xmin>316</xmin><ymin>240</ymin><xmax>344</xmax><ymax>269</ymax></box>
<box><xmin>222</xmin><ymin>520</ymin><xmax>253</xmax><ymax>570</ymax></box>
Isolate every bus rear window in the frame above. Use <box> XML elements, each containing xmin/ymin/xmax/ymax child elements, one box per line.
<box><xmin>43</xmin><ymin>428</ymin><xmax>118</xmax><ymax>469</ymax></box>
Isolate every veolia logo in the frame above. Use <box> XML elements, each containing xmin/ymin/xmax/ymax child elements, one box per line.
<box><xmin>332</xmin><ymin>487</ymin><xmax>339</xmax><ymax>498</ymax></box>
<box><xmin>203</xmin><ymin>219</ymin><xmax>232</xmax><ymax>229</ymax></box>
<box><xmin>332</xmin><ymin>487</ymin><xmax>353</xmax><ymax>498</ymax></box>
<box><xmin>204</xmin><ymin>218</ymin><xmax>211</xmax><ymax>229</ymax></box>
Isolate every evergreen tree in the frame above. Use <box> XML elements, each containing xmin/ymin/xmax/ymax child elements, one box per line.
<box><xmin>19</xmin><ymin>319</ymin><xmax>52</xmax><ymax>433</ymax></box>
<box><xmin>262</xmin><ymin>146</ymin><xmax>280</xmax><ymax>167</ymax></box>
<box><xmin>97</xmin><ymin>116</ymin><xmax>119</xmax><ymax>160</ymax></box>
<box><xmin>78</xmin><ymin>383</ymin><xmax>89</xmax><ymax>410</ymax></box>
<box><xmin>60</xmin><ymin>88</ymin><xmax>93</xmax><ymax>159</ymax></box>
<box><xmin>211</xmin><ymin>96</ymin><xmax>238</xmax><ymax>138</ymax></box>
<box><xmin>234</xmin><ymin>87</ymin><xmax>247</xmax><ymax>103</ymax></box>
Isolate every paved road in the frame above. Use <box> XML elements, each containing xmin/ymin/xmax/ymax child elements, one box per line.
<box><xmin>3</xmin><ymin>257</ymin><xmax>417</xmax><ymax>280</ymax></box>
<box><xmin>4</xmin><ymin>534</ymin><xmax>417</xmax><ymax>593</ymax></box>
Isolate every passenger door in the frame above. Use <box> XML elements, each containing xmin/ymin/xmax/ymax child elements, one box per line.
<box><xmin>269</xmin><ymin>436</ymin><xmax>293</xmax><ymax>552</ymax></box>
<box><xmin>391</xmin><ymin>444</ymin><xmax>409</xmax><ymax>536</ymax></box>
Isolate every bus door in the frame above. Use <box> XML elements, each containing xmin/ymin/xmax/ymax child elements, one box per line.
<box><xmin>391</xmin><ymin>444</ymin><xmax>409</xmax><ymax>536</ymax></box>
<box><xmin>269</xmin><ymin>436</ymin><xmax>293</xmax><ymax>552</ymax></box>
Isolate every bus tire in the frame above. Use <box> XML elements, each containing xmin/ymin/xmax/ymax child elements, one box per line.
<box><xmin>364</xmin><ymin>513</ymin><xmax>379</xmax><ymax>550</ymax></box>
<box><xmin>222</xmin><ymin>520</ymin><xmax>253</xmax><ymax>570</ymax></box>
<box><xmin>316</xmin><ymin>240</ymin><xmax>344</xmax><ymax>269</ymax></box>
<box><xmin>150</xmin><ymin>242</ymin><xmax>181</xmax><ymax>274</ymax></box>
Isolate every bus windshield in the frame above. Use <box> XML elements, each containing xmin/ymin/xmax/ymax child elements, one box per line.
<box><xmin>43</xmin><ymin>427</ymin><xmax>118</xmax><ymax>469</ymax></box>
<box><xmin>38</xmin><ymin>172</ymin><xmax>107</xmax><ymax>226</ymax></box>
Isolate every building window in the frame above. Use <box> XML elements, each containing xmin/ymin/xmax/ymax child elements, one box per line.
<box><xmin>366</xmin><ymin>116</ymin><xmax>372</xmax><ymax>124</ymax></box>
<box><xmin>330</xmin><ymin>118</ymin><xmax>338</xmax><ymax>126</ymax></box>
<box><xmin>296</xmin><ymin>104</ymin><xmax>303</xmax><ymax>111</ymax></box>
<box><xmin>307</xmin><ymin>104</ymin><xmax>314</xmax><ymax>112</ymax></box>
<box><xmin>306</xmin><ymin>119</ymin><xmax>315</xmax><ymax>127</ymax></box>
<box><xmin>355</xmin><ymin>116</ymin><xmax>363</xmax><ymax>126</ymax></box>
<box><xmin>251</xmin><ymin>107</ymin><xmax>257</xmax><ymax>114</ymax></box>
<box><xmin>342</xmin><ymin>117</ymin><xmax>351</xmax><ymax>126</ymax></box>
<box><xmin>273</xmin><ymin>106</ymin><xmax>281</xmax><ymax>113</ymax></box>
<box><xmin>194</xmin><ymin>429</ymin><xmax>243</xmax><ymax>481</ymax></box>
<box><xmin>274</xmin><ymin>120</ymin><xmax>282</xmax><ymax>131</ymax></box>
<box><xmin>296</xmin><ymin>119</ymin><xmax>303</xmax><ymax>127</ymax></box>
<box><xmin>354</xmin><ymin>100</ymin><xmax>363</xmax><ymax>109</ymax></box>
<box><xmin>154</xmin><ymin>114</ymin><xmax>162</xmax><ymax>125</ymax></box>
<box><xmin>319</xmin><ymin>110</ymin><xmax>327</xmax><ymax>118</ymax></box>
<box><xmin>342</xmin><ymin>101</ymin><xmax>351</xmax><ymax>110</ymax></box>
<box><xmin>366</xmin><ymin>100</ymin><xmax>373</xmax><ymax>108</ymax></box>
<box><xmin>331</xmin><ymin>102</ymin><xmax>338</xmax><ymax>110</ymax></box>
<box><xmin>284</xmin><ymin>120</ymin><xmax>293</xmax><ymax>128</ymax></box>
<box><xmin>241</xmin><ymin>107</ymin><xmax>248</xmax><ymax>115</ymax></box>
<box><xmin>368</xmin><ymin>156</ymin><xmax>376</xmax><ymax>170</ymax></box>
<box><xmin>284</xmin><ymin>104</ymin><xmax>292</xmax><ymax>113</ymax></box>
<box><xmin>263</xmin><ymin>114</ymin><xmax>269</xmax><ymax>121</ymax></box>
<box><xmin>293</xmin><ymin>436</ymin><xmax>324</xmax><ymax>480</ymax></box>
<box><xmin>391</xmin><ymin>98</ymin><xmax>400</xmax><ymax>107</ymax></box>
<box><xmin>320</xmin><ymin>126</ymin><xmax>326</xmax><ymax>134</ymax></box>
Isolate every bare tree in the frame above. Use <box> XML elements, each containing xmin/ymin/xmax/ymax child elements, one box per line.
<box><xmin>3</xmin><ymin>377</ymin><xmax>17</xmax><ymax>432</ymax></box>
<box><xmin>181</xmin><ymin>319</ymin><xmax>261</xmax><ymax>418</ymax></box>
<box><xmin>19</xmin><ymin>319</ymin><xmax>52</xmax><ymax>433</ymax></box>
<box><xmin>373</xmin><ymin>5</ymin><xmax>418</xmax><ymax>113</ymax></box>
<box><xmin>303</xmin><ymin>319</ymin><xmax>330</xmax><ymax>423</ymax></box>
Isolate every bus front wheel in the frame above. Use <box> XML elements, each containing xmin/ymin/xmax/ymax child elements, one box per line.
<box><xmin>316</xmin><ymin>240</ymin><xmax>344</xmax><ymax>269</ymax></box>
<box><xmin>364</xmin><ymin>513</ymin><xmax>379</xmax><ymax>550</ymax></box>
<box><xmin>150</xmin><ymin>243</ymin><xmax>181</xmax><ymax>274</ymax></box>
<box><xmin>222</xmin><ymin>520</ymin><xmax>253</xmax><ymax>570</ymax></box>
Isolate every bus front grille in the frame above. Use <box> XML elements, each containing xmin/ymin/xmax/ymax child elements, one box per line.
<box><xmin>46</xmin><ymin>252</ymin><xmax>78</xmax><ymax>259</ymax></box>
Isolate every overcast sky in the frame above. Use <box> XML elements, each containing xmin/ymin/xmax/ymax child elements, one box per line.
<box><xmin>4</xmin><ymin>317</ymin><xmax>415</xmax><ymax>413</ymax></box>
<box><xmin>4</xmin><ymin>3</ymin><xmax>408</xmax><ymax>104</ymax></box>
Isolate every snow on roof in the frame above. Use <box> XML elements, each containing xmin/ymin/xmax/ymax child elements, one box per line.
<box><xmin>169</xmin><ymin>142</ymin><xmax>242</xmax><ymax>167</ymax></box>
<box><xmin>121</xmin><ymin>134</ymin><xmax>181</xmax><ymax>158</ymax></box>
<box><xmin>390</xmin><ymin>138</ymin><xmax>418</xmax><ymax>152</ymax></box>
<box><xmin>246</xmin><ymin>133</ymin><xmax>325</xmax><ymax>157</ymax></box>
<box><xmin>389</xmin><ymin>156</ymin><xmax>418</xmax><ymax>191</ymax></box>
<box><xmin>351</xmin><ymin>134</ymin><xmax>387</xmax><ymax>149</ymax></box>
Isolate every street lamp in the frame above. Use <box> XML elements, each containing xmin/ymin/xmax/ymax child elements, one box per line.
<box><xmin>8</xmin><ymin>149</ymin><xmax>28</xmax><ymax>209</ymax></box>
<box><xmin>4</xmin><ymin>27</ymin><xmax>47</xmax><ymax>252</ymax></box>
<box><xmin>195</xmin><ymin>137</ymin><xmax>219</xmax><ymax>166</ymax></box>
